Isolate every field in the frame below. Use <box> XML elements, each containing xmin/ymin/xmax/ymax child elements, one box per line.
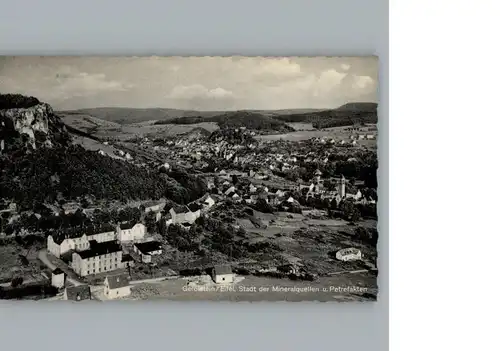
<box><xmin>286</xmin><ymin>122</ymin><xmax>316</xmax><ymax>131</ymax></box>
<box><xmin>236</xmin><ymin>211</ymin><xmax>378</xmax><ymax>275</ymax></box>
<box><xmin>61</xmin><ymin>113</ymin><xmax>219</xmax><ymax>141</ymax></box>
<box><xmin>0</xmin><ymin>241</ymin><xmax>45</xmax><ymax>285</ymax></box>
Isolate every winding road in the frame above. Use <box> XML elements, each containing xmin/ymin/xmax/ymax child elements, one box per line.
<box><xmin>38</xmin><ymin>249</ymin><xmax>84</xmax><ymax>287</ymax></box>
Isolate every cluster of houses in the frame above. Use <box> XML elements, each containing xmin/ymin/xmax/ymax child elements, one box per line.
<box><xmin>45</xmin><ymin>193</ymin><xmax>222</xmax><ymax>280</ymax></box>
<box><xmin>205</xmin><ymin>169</ymin><xmax>373</xmax><ymax>208</ymax></box>
<box><xmin>60</xmin><ymin>272</ymin><xmax>132</xmax><ymax>301</ymax></box>
<box><xmin>58</xmin><ymin>263</ymin><xmax>237</xmax><ymax>302</ymax></box>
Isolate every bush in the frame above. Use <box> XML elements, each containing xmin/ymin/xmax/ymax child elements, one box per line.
<box><xmin>0</xmin><ymin>145</ymin><xmax>207</xmax><ymax>210</ymax></box>
<box><xmin>11</xmin><ymin>276</ymin><xmax>24</xmax><ymax>287</ymax></box>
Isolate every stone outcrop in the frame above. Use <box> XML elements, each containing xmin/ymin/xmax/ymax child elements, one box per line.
<box><xmin>0</xmin><ymin>98</ymin><xmax>70</xmax><ymax>152</ymax></box>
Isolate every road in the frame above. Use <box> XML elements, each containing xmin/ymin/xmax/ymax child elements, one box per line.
<box><xmin>37</xmin><ymin>249</ymin><xmax>84</xmax><ymax>287</ymax></box>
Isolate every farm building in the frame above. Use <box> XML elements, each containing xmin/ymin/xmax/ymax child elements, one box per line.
<box><xmin>211</xmin><ymin>265</ymin><xmax>235</xmax><ymax>284</ymax></box>
<box><xmin>51</xmin><ymin>268</ymin><xmax>65</xmax><ymax>289</ymax></box>
<box><xmin>103</xmin><ymin>274</ymin><xmax>131</xmax><ymax>299</ymax></box>
<box><xmin>336</xmin><ymin>248</ymin><xmax>362</xmax><ymax>261</ymax></box>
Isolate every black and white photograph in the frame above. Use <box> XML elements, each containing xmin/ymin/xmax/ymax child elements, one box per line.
<box><xmin>0</xmin><ymin>56</ymin><xmax>378</xmax><ymax>302</ymax></box>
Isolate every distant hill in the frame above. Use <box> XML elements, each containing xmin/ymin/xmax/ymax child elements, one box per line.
<box><xmin>162</xmin><ymin>111</ymin><xmax>294</xmax><ymax>133</ymax></box>
<box><xmin>61</xmin><ymin>108</ymin><xmax>222</xmax><ymax>125</ymax></box>
<box><xmin>272</xmin><ymin>102</ymin><xmax>378</xmax><ymax>128</ymax></box>
<box><xmin>59</xmin><ymin>107</ymin><xmax>333</xmax><ymax>125</ymax></box>
<box><xmin>58</xmin><ymin>103</ymin><xmax>377</xmax><ymax>131</ymax></box>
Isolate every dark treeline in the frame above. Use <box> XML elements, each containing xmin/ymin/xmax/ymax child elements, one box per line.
<box><xmin>0</xmin><ymin>94</ymin><xmax>41</xmax><ymax>109</ymax></box>
<box><xmin>156</xmin><ymin>111</ymin><xmax>294</xmax><ymax>133</ymax></box>
<box><xmin>0</xmin><ymin>145</ymin><xmax>207</xmax><ymax>211</ymax></box>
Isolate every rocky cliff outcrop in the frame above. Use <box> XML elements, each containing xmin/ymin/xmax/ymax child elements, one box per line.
<box><xmin>0</xmin><ymin>94</ymin><xmax>71</xmax><ymax>153</ymax></box>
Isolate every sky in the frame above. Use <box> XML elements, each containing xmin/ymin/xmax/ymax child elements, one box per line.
<box><xmin>0</xmin><ymin>56</ymin><xmax>378</xmax><ymax>111</ymax></box>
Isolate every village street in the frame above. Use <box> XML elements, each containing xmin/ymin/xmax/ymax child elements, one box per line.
<box><xmin>37</xmin><ymin>249</ymin><xmax>84</xmax><ymax>287</ymax></box>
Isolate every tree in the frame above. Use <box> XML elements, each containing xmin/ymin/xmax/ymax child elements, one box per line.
<box><xmin>255</xmin><ymin>198</ymin><xmax>273</xmax><ymax>213</ymax></box>
<box><xmin>144</xmin><ymin>212</ymin><xmax>157</xmax><ymax>233</ymax></box>
<box><xmin>323</xmin><ymin>179</ymin><xmax>336</xmax><ymax>191</ymax></box>
<box><xmin>339</xmin><ymin>199</ymin><xmax>361</xmax><ymax>222</ymax></box>
<box><xmin>11</xmin><ymin>277</ymin><xmax>23</xmax><ymax>288</ymax></box>
<box><xmin>232</xmin><ymin>174</ymin><xmax>239</xmax><ymax>185</ymax></box>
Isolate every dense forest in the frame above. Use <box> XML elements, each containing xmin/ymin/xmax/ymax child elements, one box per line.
<box><xmin>0</xmin><ymin>145</ymin><xmax>207</xmax><ymax>210</ymax></box>
<box><xmin>156</xmin><ymin>111</ymin><xmax>294</xmax><ymax>133</ymax></box>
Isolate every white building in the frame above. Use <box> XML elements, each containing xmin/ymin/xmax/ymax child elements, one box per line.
<box><xmin>211</xmin><ymin>265</ymin><xmax>235</xmax><ymax>284</ymax></box>
<box><xmin>103</xmin><ymin>273</ymin><xmax>131</xmax><ymax>299</ymax></box>
<box><xmin>199</xmin><ymin>194</ymin><xmax>216</xmax><ymax>211</ymax></box>
<box><xmin>47</xmin><ymin>224</ymin><xmax>116</xmax><ymax>258</ymax></box>
<box><xmin>133</xmin><ymin>241</ymin><xmax>163</xmax><ymax>263</ymax></box>
<box><xmin>116</xmin><ymin>222</ymin><xmax>146</xmax><ymax>243</ymax></box>
<box><xmin>275</xmin><ymin>190</ymin><xmax>286</xmax><ymax>198</ymax></box>
<box><xmin>71</xmin><ymin>241</ymin><xmax>124</xmax><ymax>277</ymax></box>
<box><xmin>51</xmin><ymin>268</ymin><xmax>65</xmax><ymax>289</ymax></box>
<box><xmin>336</xmin><ymin>248</ymin><xmax>362</xmax><ymax>261</ymax></box>
<box><xmin>338</xmin><ymin>176</ymin><xmax>346</xmax><ymax>198</ymax></box>
<box><xmin>166</xmin><ymin>206</ymin><xmax>201</xmax><ymax>227</ymax></box>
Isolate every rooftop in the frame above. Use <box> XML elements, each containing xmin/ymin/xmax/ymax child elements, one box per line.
<box><xmin>52</xmin><ymin>268</ymin><xmax>64</xmax><ymax>275</ymax></box>
<box><xmin>51</xmin><ymin>224</ymin><xmax>116</xmax><ymax>244</ymax></box>
<box><xmin>75</xmin><ymin>240</ymin><xmax>122</xmax><ymax>260</ymax></box>
<box><xmin>170</xmin><ymin>205</ymin><xmax>191</xmax><ymax>214</ymax></box>
<box><xmin>213</xmin><ymin>265</ymin><xmax>233</xmax><ymax>275</ymax></box>
<box><xmin>134</xmin><ymin>241</ymin><xmax>163</xmax><ymax>254</ymax></box>
<box><xmin>119</xmin><ymin>221</ymin><xmax>140</xmax><ymax>230</ymax></box>
<box><xmin>105</xmin><ymin>274</ymin><xmax>130</xmax><ymax>289</ymax></box>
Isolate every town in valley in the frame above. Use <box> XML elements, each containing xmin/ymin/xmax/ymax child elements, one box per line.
<box><xmin>0</xmin><ymin>56</ymin><xmax>379</xmax><ymax>302</ymax></box>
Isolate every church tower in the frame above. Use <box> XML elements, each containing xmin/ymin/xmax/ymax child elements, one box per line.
<box><xmin>338</xmin><ymin>175</ymin><xmax>346</xmax><ymax>198</ymax></box>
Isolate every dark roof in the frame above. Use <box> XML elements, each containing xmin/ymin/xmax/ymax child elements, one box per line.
<box><xmin>52</xmin><ymin>268</ymin><xmax>64</xmax><ymax>275</ymax></box>
<box><xmin>213</xmin><ymin>265</ymin><xmax>233</xmax><ymax>275</ymax></box>
<box><xmin>134</xmin><ymin>241</ymin><xmax>163</xmax><ymax>254</ymax></box>
<box><xmin>75</xmin><ymin>240</ymin><xmax>122</xmax><ymax>259</ymax></box>
<box><xmin>187</xmin><ymin>203</ymin><xmax>202</xmax><ymax>212</ymax></box>
<box><xmin>119</xmin><ymin>221</ymin><xmax>140</xmax><ymax>230</ymax></box>
<box><xmin>170</xmin><ymin>205</ymin><xmax>191</xmax><ymax>214</ymax></box>
<box><xmin>121</xmin><ymin>254</ymin><xmax>134</xmax><ymax>262</ymax></box>
<box><xmin>51</xmin><ymin>224</ymin><xmax>116</xmax><ymax>244</ymax></box>
<box><xmin>65</xmin><ymin>285</ymin><xmax>91</xmax><ymax>301</ymax></box>
<box><xmin>105</xmin><ymin>274</ymin><xmax>129</xmax><ymax>289</ymax></box>
<box><xmin>200</xmin><ymin>193</ymin><xmax>213</xmax><ymax>202</ymax></box>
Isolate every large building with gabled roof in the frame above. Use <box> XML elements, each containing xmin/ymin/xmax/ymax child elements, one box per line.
<box><xmin>47</xmin><ymin>224</ymin><xmax>116</xmax><ymax>258</ymax></box>
<box><xmin>71</xmin><ymin>240</ymin><xmax>124</xmax><ymax>277</ymax></box>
